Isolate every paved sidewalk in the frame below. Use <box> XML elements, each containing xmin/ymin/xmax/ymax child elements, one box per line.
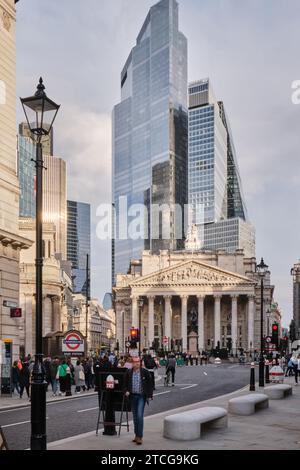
<box><xmin>0</xmin><ymin>386</ymin><xmax>97</xmax><ymax>411</ymax></box>
<box><xmin>48</xmin><ymin>377</ymin><xmax>300</xmax><ymax>451</ymax></box>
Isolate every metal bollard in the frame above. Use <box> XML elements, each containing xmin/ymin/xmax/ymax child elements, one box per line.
<box><xmin>265</xmin><ymin>360</ymin><xmax>270</xmax><ymax>384</ymax></box>
<box><xmin>250</xmin><ymin>362</ymin><xmax>255</xmax><ymax>391</ymax></box>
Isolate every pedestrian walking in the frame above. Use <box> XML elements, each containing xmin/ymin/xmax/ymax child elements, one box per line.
<box><xmin>124</xmin><ymin>357</ymin><xmax>153</xmax><ymax>445</ymax></box>
<box><xmin>165</xmin><ymin>353</ymin><xmax>176</xmax><ymax>386</ymax></box>
<box><xmin>74</xmin><ymin>360</ymin><xmax>86</xmax><ymax>393</ymax></box>
<box><xmin>11</xmin><ymin>361</ymin><xmax>20</xmax><ymax>395</ymax></box>
<box><xmin>285</xmin><ymin>357</ymin><xmax>294</xmax><ymax>377</ymax></box>
<box><xmin>50</xmin><ymin>357</ymin><xmax>60</xmax><ymax>396</ymax></box>
<box><xmin>44</xmin><ymin>358</ymin><xmax>52</xmax><ymax>392</ymax></box>
<box><xmin>291</xmin><ymin>356</ymin><xmax>298</xmax><ymax>384</ymax></box>
<box><xmin>57</xmin><ymin>359</ymin><xmax>68</xmax><ymax>395</ymax></box>
<box><xmin>19</xmin><ymin>362</ymin><xmax>30</xmax><ymax>399</ymax></box>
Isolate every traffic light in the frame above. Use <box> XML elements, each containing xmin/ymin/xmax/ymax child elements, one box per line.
<box><xmin>130</xmin><ymin>327</ymin><xmax>139</xmax><ymax>347</ymax></box>
<box><xmin>271</xmin><ymin>323</ymin><xmax>279</xmax><ymax>347</ymax></box>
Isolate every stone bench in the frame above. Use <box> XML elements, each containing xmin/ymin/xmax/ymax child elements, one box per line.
<box><xmin>163</xmin><ymin>407</ymin><xmax>227</xmax><ymax>440</ymax></box>
<box><xmin>264</xmin><ymin>384</ymin><xmax>293</xmax><ymax>399</ymax></box>
<box><xmin>228</xmin><ymin>393</ymin><xmax>268</xmax><ymax>415</ymax></box>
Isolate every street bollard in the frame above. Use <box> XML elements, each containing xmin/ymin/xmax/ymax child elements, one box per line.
<box><xmin>265</xmin><ymin>360</ymin><xmax>270</xmax><ymax>384</ymax></box>
<box><xmin>250</xmin><ymin>362</ymin><xmax>255</xmax><ymax>391</ymax></box>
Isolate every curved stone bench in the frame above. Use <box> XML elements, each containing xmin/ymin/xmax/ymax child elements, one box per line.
<box><xmin>163</xmin><ymin>407</ymin><xmax>227</xmax><ymax>441</ymax></box>
<box><xmin>264</xmin><ymin>384</ymin><xmax>292</xmax><ymax>399</ymax></box>
<box><xmin>228</xmin><ymin>393</ymin><xmax>268</xmax><ymax>416</ymax></box>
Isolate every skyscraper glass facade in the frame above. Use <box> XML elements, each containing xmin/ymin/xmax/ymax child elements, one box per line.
<box><xmin>113</xmin><ymin>0</ymin><xmax>188</xmax><ymax>282</ymax></box>
<box><xmin>188</xmin><ymin>79</ymin><xmax>227</xmax><ymax>225</ymax></box>
<box><xmin>18</xmin><ymin>135</ymin><xmax>35</xmax><ymax>218</ymax></box>
<box><xmin>67</xmin><ymin>200</ymin><xmax>91</xmax><ymax>294</ymax></box>
<box><xmin>188</xmin><ymin>78</ymin><xmax>255</xmax><ymax>257</ymax></box>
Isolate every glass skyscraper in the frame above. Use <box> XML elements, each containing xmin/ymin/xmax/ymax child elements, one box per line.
<box><xmin>18</xmin><ymin>135</ymin><xmax>36</xmax><ymax>218</ymax></box>
<box><xmin>188</xmin><ymin>78</ymin><xmax>255</xmax><ymax>257</ymax></box>
<box><xmin>67</xmin><ymin>200</ymin><xmax>91</xmax><ymax>294</ymax></box>
<box><xmin>112</xmin><ymin>0</ymin><xmax>188</xmax><ymax>282</ymax></box>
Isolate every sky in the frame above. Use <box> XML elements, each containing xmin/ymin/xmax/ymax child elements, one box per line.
<box><xmin>16</xmin><ymin>0</ymin><xmax>300</xmax><ymax>328</ymax></box>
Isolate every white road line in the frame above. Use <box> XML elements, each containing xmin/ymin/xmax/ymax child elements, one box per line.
<box><xmin>2</xmin><ymin>417</ymin><xmax>49</xmax><ymax>428</ymax></box>
<box><xmin>203</xmin><ymin>372</ymin><xmax>208</xmax><ymax>376</ymax></box>
<box><xmin>0</xmin><ymin>406</ymin><xmax>30</xmax><ymax>414</ymax></box>
<box><xmin>180</xmin><ymin>384</ymin><xmax>198</xmax><ymax>390</ymax></box>
<box><xmin>153</xmin><ymin>391</ymin><xmax>171</xmax><ymax>396</ymax></box>
<box><xmin>77</xmin><ymin>407</ymin><xmax>98</xmax><ymax>413</ymax></box>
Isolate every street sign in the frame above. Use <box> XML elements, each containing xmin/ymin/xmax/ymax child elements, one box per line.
<box><xmin>62</xmin><ymin>330</ymin><xmax>85</xmax><ymax>355</ymax></box>
<box><xmin>10</xmin><ymin>308</ymin><xmax>22</xmax><ymax>318</ymax></box>
<box><xmin>3</xmin><ymin>300</ymin><xmax>17</xmax><ymax>308</ymax></box>
<box><xmin>265</xmin><ymin>336</ymin><xmax>272</xmax><ymax>343</ymax></box>
<box><xmin>125</xmin><ymin>341</ymin><xmax>131</xmax><ymax>348</ymax></box>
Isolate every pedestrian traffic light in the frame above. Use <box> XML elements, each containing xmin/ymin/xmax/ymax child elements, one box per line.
<box><xmin>130</xmin><ymin>327</ymin><xmax>139</xmax><ymax>346</ymax></box>
<box><xmin>271</xmin><ymin>323</ymin><xmax>279</xmax><ymax>347</ymax></box>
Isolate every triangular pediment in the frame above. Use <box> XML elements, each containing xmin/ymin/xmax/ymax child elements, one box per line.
<box><xmin>130</xmin><ymin>260</ymin><xmax>255</xmax><ymax>288</ymax></box>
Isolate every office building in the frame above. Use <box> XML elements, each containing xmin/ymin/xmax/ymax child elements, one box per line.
<box><xmin>67</xmin><ymin>200</ymin><xmax>91</xmax><ymax>294</ymax></box>
<box><xmin>188</xmin><ymin>79</ymin><xmax>255</xmax><ymax>257</ymax></box>
<box><xmin>112</xmin><ymin>0</ymin><xmax>188</xmax><ymax>282</ymax></box>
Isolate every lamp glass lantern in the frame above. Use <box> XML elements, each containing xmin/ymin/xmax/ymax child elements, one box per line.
<box><xmin>256</xmin><ymin>258</ymin><xmax>269</xmax><ymax>277</ymax></box>
<box><xmin>20</xmin><ymin>77</ymin><xmax>60</xmax><ymax>139</ymax></box>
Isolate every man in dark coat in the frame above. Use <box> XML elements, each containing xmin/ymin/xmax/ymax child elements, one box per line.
<box><xmin>124</xmin><ymin>356</ymin><xmax>153</xmax><ymax>445</ymax></box>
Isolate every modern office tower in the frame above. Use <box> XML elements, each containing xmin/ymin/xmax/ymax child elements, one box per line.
<box><xmin>19</xmin><ymin>121</ymin><xmax>54</xmax><ymax>155</ymax></box>
<box><xmin>67</xmin><ymin>200</ymin><xmax>91</xmax><ymax>294</ymax></box>
<box><xmin>188</xmin><ymin>78</ymin><xmax>255</xmax><ymax>257</ymax></box>
<box><xmin>18</xmin><ymin>135</ymin><xmax>35</xmax><ymax>217</ymax></box>
<box><xmin>112</xmin><ymin>0</ymin><xmax>188</xmax><ymax>282</ymax></box>
<box><xmin>43</xmin><ymin>155</ymin><xmax>67</xmax><ymax>258</ymax></box>
<box><xmin>0</xmin><ymin>0</ymin><xmax>32</xmax><ymax>360</ymax></box>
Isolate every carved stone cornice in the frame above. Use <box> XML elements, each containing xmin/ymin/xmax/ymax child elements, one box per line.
<box><xmin>130</xmin><ymin>260</ymin><xmax>255</xmax><ymax>289</ymax></box>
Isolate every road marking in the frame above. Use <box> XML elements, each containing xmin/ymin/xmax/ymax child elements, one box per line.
<box><xmin>2</xmin><ymin>417</ymin><xmax>49</xmax><ymax>428</ymax></box>
<box><xmin>203</xmin><ymin>372</ymin><xmax>208</xmax><ymax>376</ymax></box>
<box><xmin>180</xmin><ymin>384</ymin><xmax>198</xmax><ymax>390</ymax></box>
<box><xmin>77</xmin><ymin>407</ymin><xmax>98</xmax><ymax>413</ymax></box>
<box><xmin>154</xmin><ymin>391</ymin><xmax>171</xmax><ymax>396</ymax></box>
<box><xmin>0</xmin><ymin>406</ymin><xmax>30</xmax><ymax>414</ymax></box>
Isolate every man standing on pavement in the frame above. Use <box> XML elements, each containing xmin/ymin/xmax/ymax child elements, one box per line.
<box><xmin>166</xmin><ymin>353</ymin><xmax>176</xmax><ymax>386</ymax></box>
<box><xmin>124</xmin><ymin>356</ymin><xmax>153</xmax><ymax>445</ymax></box>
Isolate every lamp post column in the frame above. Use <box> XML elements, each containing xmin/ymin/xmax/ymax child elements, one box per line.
<box><xmin>31</xmin><ymin>140</ymin><xmax>47</xmax><ymax>450</ymax></box>
<box><xmin>259</xmin><ymin>277</ymin><xmax>265</xmax><ymax>387</ymax></box>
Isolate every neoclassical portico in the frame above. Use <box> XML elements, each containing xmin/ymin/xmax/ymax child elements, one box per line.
<box><xmin>115</xmin><ymin>257</ymin><xmax>259</xmax><ymax>354</ymax></box>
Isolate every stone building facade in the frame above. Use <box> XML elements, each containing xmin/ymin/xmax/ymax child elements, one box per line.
<box><xmin>0</xmin><ymin>0</ymin><xmax>33</xmax><ymax>359</ymax></box>
<box><xmin>19</xmin><ymin>218</ymin><xmax>72</xmax><ymax>356</ymax></box>
<box><xmin>114</xmin><ymin>250</ymin><xmax>274</xmax><ymax>355</ymax></box>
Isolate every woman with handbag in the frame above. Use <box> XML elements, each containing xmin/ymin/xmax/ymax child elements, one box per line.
<box><xmin>74</xmin><ymin>360</ymin><xmax>86</xmax><ymax>393</ymax></box>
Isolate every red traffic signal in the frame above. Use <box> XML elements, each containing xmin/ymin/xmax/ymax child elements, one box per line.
<box><xmin>130</xmin><ymin>327</ymin><xmax>139</xmax><ymax>340</ymax></box>
<box><xmin>272</xmin><ymin>324</ymin><xmax>278</xmax><ymax>331</ymax></box>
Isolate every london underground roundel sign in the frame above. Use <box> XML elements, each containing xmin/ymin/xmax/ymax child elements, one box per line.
<box><xmin>62</xmin><ymin>330</ymin><xmax>84</xmax><ymax>354</ymax></box>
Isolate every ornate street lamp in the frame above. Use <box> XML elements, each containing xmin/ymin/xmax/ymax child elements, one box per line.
<box><xmin>20</xmin><ymin>78</ymin><xmax>60</xmax><ymax>451</ymax></box>
<box><xmin>138</xmin><ymin>298</ymin><xmax>144</xmax><ymax>357</ymax></box>
<box><xmin>256</xmin><ymin>258</ymin><xmax>269</xmax><ymax>387</ymax></box>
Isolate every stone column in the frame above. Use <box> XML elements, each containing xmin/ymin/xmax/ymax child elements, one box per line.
<box><xmin>197</xmin><ymin>295</ymin><xmax>204</xmax><ymax>352</ymax></box>
<box><xmin>52</xmin><ymin>296</ymin><xmax>61</xmax><ymax>332</ymax></box>
<box><xmin>148</xmin><ymin>296</ymin><xmax>155</xmax><ymax>348</ymax></box>
<box><xmin>164</xmin><ymin>295</ymin><xmax>172</xmax><ymax>348</ymax></box>
<box><xmin>131</xmin><ymin>295</ymin><xmax>138</xmax><ymax>328</ymax></box>
<box><xmin>181</xmin><ymin>295</ymin><xmax>188</xmax><ymax>352</ymax></box>
<box><xmin>25</xmin><ymin>294</ymin><xmax>33</xmax><ymax>356</ymax></box>
<box><xmin>214</xmin><ymin>295</ymin><xmax>221</xmax><ymax>347</ymax></box>
<box><xmin>248</xmin><ymin>295</ymin><xmax>255</xmax><ymax>351</ymax></box>
<box><xmin>231</xmin><ymin>295</ymin><xmax>238</xmax><ymax>354</ymax></box>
